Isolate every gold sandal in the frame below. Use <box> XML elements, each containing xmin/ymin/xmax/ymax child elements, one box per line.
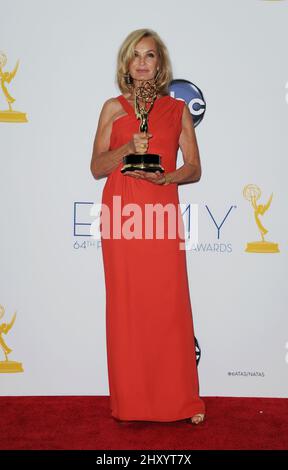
<box><xmin>190</xmin><ymin>413</ymin><xmax>205</xmax><ymax>425</ymax></box>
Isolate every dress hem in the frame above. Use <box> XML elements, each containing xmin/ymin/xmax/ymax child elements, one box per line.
<box><xmin>111</xmin><ymin>411</ymin><xmax>205</xmax><ymax>423</ymax></box>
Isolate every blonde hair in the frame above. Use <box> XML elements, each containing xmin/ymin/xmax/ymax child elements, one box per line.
<box><xmin>116</xmin><ymin>28</ymin><xmax>173</xmax><ymax>96</ymax></box>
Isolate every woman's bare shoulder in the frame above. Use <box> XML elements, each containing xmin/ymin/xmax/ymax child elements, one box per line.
<box><xmin>102</xmin><ymin>96</ymin><xmax>121</xmax><ymax>111</ymax></box>
<box><xmin>99</xmin><ymin>96</ymin><xmax>122</xmax><ymax>122</ymax></box>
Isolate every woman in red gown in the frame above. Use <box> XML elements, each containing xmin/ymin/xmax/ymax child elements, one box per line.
<box><xmin>90</xmin><ymin>29</ymin><xmax>205</xmax><ymax>425</ymax></box>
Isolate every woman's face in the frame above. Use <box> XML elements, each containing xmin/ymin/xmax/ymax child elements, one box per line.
<box><xmin>128</xmin><ymin>36</ymin><xmax>159</xmax><ymax>86</ymax></box>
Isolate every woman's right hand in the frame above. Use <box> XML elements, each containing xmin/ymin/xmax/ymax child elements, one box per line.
<box><xmin>128</xmin><ymin>132</ymin><xmax>153</xmax><ymax>154</ymax></box>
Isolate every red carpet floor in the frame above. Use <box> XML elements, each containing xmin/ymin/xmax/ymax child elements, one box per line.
<box><xmin>0</xmin><ymin>396</ymin><xmax>287</xmax><ymax>450</ymax></box>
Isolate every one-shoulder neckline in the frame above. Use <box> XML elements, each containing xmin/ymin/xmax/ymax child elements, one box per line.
<box><xmin>118</xmin><ymin>94</ymin><xmax>169</xmax><ymax>115</ymax></box>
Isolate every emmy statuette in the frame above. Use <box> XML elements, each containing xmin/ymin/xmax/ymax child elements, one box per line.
<box><xmin>121</xmin><ymin>78</ymin><xmax>164</xmax><ymax>174</ymax></box>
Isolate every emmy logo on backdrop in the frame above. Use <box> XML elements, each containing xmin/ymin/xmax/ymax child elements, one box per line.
<box><xmin>0</xmin><ymin>51</ymin><xmax>28</xmax><ymax>123</ymax></box>
<box><xmin>243</xmin><ymin>184</ymin><xmax>280</xmax><ymax>253</ymax></box>
<box><xmin>0</xmin><ymin>304</ymin><xmax>23</xmax><ymax>373</ymax></box>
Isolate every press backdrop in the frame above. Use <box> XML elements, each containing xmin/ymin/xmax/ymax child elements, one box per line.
<box><xmin>1</xmin><ymin>0</ymin><xmax>287</xmax><ymax>397</ymax></box>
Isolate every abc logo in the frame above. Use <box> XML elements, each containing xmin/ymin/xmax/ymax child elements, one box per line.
<box><xmin>169</xmin><ymin>79</ymin><xmax>206</xmax><ymax>127</ymax></box>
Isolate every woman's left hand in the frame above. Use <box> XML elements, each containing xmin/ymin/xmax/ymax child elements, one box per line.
<box><xmin>124</xmin><ymin>170</ymin><xmax>166</xmax><ymax>185</ymax></box>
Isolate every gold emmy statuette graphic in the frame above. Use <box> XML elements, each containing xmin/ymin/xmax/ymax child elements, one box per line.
<box><xmin>121</xmin><ymin>79</ymin><xmax>164</xmax><ymax>173</ymax></box>
<box><xmin>0</xmin><ymin>51</ymin><xmax>28</xmax><ymax>123</ymax></box>
<box><xmin>243</xmin><ymin>184</ymin><xmax>280</xmax><ymax>253</ymax></box>
<box><xmin>0</xmin><ymin>304</ymin><xmax>24</xmax><ymax>373</ymax></box>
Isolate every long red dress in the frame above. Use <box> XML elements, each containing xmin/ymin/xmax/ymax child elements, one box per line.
<box><xmin>100</xmin><ymin>94</ymin><xmax>205</xmax><ymax>422</ymax></box>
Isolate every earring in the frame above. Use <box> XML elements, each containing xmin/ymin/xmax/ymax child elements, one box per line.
<box><xmin>124</xmin><ymin>72</ymin><xmax>133</xmax><ymax>85</ymax></box>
